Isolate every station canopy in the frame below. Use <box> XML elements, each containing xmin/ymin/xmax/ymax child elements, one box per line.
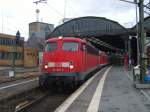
<box><xmin>47</xmin><ymin>16</ymin><xmax>129</xmax><ymax>52</ymax></box>
<box><xmin>132</xmin><ymin>16</ymin><xmax>150</xmax><ymax>34</ymax></box>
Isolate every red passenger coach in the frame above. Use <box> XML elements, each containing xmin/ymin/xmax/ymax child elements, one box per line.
<box><xmin>39</xmin><ymin>37</ymin><xmax>108</xmax><ymax>87</ymax></box>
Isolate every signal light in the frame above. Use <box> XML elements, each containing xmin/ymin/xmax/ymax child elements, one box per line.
<box><xmin>44</xmin><ymin>65</ymin><xmax>48</xmax><ymax>69</ymax></box>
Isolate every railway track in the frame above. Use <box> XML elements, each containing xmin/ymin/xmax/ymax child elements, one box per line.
<box><xmin>0</xmin><ymin>67</ymin><xmax>105</xmax><ymax>112</ymax></box>
<box><xmin>0</xmin><ymin>88</ymin><xmax>46</xmax><ymax>112</ymax></box>
<box><xmin>0</xmin><ymin>85</ymin><xmax>75</xmax><ymax>112</ymax></box>
<box><xmin>18</xmin><ymin>68</ymin><xmax>104</xmax><ymax>112</ymax></box>
<box><xmin>14</xmin><ymin>92</ymin><xmax>48</xmax><ymax>112</ymax></box>
<box><xmin>23</xmin><ymin>93</ymin><xmax>70</xmax><ymax>112</ymax></box>
<box><xmin>14</xmin><ymin>87</ymin><xmax>75</xmax><ymax>112</ymax></box>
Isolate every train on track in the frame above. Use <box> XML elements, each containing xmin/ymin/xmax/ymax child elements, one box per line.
<box><xmin>39</xmin><ymin>36</ymin><xmax>108</xmax><ymax>88</ymax></box>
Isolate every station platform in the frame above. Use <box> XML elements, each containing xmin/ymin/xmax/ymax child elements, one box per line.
<box><xmin>0</xmin><ymin>66</ymin><xmax>39</xmax><ymax>84</ymax></box>
<box><xmin>55</xmin><ymin>66</ymin><xmax>150</xmax><ymax>112</ymax></box>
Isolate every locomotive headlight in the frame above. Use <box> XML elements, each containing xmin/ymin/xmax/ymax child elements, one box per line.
<box><xmin>69</xmin><ymin>65</ymin><xmax>74</xmax><ymax>69</ymax></box>
<box><xmin>44</xmin><ymin>64</ymin><xmax>48</xmax><ymax>69</ymax></box>
<box><xmin>58</xmin><ymin>36</ymin><xmax>63</xmax><ymax>39</ymax></box>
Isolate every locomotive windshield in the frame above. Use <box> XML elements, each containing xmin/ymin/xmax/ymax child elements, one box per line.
<box><xmin>62</xmin><ymin>41</ymin><xmax>78</xmax><ymax>51</ymax></box>
<box><xmin>45</xmin><ymin>42</ymin><xmax>57</xmax><ymax>52</ymax></box>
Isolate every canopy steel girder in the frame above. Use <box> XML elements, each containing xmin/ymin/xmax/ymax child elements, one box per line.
<box><xmin>86</xmin><ymin>37</ymin><xmax>123</xmax><ymax>52</ymax></box>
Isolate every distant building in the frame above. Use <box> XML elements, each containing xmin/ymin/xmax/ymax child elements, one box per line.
<box><xmin>27</xmin><ymin>22</ymin><xmax>54</xmax><ymax>51</ymax></box>
<box><xmin>0</xmin><ymin>33</ymin><xmax>37</xmax><ymax>67</ymax></box>
<box><xmin>24</xmin><ymin>47</ymin><xmax>38</xmax><ymax>67</ymax></box>
<box><xmin>29</xmin><ymin>22</ymin><xmax>54</xmax><ymax>39</ymax></box>
<box><xmin>0</xmin><ymin>33</ymin><xmax>24</xmax><ymax>66</ymax></box>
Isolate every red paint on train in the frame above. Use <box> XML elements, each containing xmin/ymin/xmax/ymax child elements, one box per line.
<box><xmin>39</xmin><ymin>37</ymin><xmax>108</xmax><ymax>87</ymax></box>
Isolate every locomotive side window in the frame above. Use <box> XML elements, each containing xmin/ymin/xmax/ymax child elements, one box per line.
<box><xmin>62</xmin><ymin>42</ymin><xmax>78</xmax><ymax>51</ymax></box>
<box><xmin>87</xmin><ymin>44</ymin><xmax>99</xmax><ymax>55</ymax></box>
<box><xmin>45</xmin><ymin>42</ymin><xmax>57</xmax><ymax>52</ymax></box>
<box><xmin>81</xmin><ymin>43</ymin><xmax>86</xmax><ymax>51</ymax></box>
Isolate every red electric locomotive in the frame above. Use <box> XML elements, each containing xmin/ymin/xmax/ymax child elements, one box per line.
<box><xmin>39</xmin><ymin>36</ymin><xmax>108</xmax><ymax>87</ymax></box>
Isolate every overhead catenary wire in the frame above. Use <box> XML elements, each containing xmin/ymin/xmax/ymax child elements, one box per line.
<box><xmin>45</xmin><ymin>3</ymin><xmax>64</xmax><ymax>17</ymax></box>
<box><xmin>48</xmin><ymin>0</ymin><xmax>78</xmax><ymax>18</ymax></box>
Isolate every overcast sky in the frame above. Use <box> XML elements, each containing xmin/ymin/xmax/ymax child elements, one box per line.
<box><xmin>0</xmin><ymin>0</ymin><xmax>149</xmax><ymax>40</ymax></box>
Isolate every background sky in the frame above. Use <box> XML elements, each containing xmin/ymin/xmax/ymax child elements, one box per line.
<box><xmin>0</xmin><ymin>0</ymin><xmax>149</xmax><ymax>40</ymax></box>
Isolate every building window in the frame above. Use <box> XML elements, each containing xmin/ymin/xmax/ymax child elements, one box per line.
<box><xmin>0</xmin><ymin>52</ymin><xmax>2</xmax><ymax>59</ymax></box>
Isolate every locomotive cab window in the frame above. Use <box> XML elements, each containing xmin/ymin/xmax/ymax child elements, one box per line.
<box><xmin>62</xmin><ymin>41</ymin><xmax>78</xmax><ymax>51</ymax></box>
<box><xmin>45</xmin><ymin>42</ymin><xmax>57</xmax><ymax>52</ymax></box>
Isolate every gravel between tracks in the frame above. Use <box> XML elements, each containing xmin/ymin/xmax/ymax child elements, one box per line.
<box><xmin>0</xmin><ymin>88</ymin><xmax>45</xmax><ymax>112</ymax></box>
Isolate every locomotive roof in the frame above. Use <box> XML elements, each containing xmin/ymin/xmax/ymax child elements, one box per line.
<box><xmin>46</xmin><ymin>37</ymin><xmax>86</xmax><ymax>43</ymax></box>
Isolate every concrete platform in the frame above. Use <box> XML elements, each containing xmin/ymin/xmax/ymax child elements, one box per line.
<box><xmin>0</xmin><ymin>77</ymin><xmax>39</xmax><ymax>101</ymax></box>
<box><xmin>55</xmin><ymin>66</ymin><xmax>150</xmax><ymax>112</ymax></box>
<box><xmin>135</xmin><ymin>83</ymin><xmax>150</xmax><ymax>89</ymax></box>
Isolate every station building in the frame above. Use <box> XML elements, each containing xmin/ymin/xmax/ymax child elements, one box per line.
<box><xmin>0</xmin><ymin>33</ymin><xmax>37</xmax><ymax>67</ymax></box>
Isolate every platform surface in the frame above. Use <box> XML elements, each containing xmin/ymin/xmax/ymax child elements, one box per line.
<box><xmin>55</xmin><ymin>66</ymin><xmax>150</xmax><ymax>112</ymax></box>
